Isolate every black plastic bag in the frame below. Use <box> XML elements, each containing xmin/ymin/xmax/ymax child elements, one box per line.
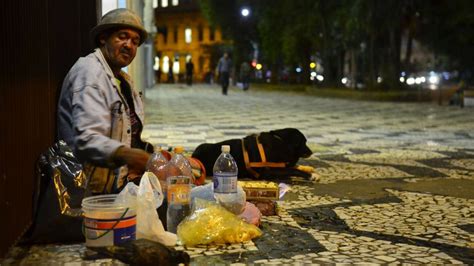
<box><xmin>21</xmin><ymin>140</ymin><xmax>87</xmax><ymax>244</ymax></box>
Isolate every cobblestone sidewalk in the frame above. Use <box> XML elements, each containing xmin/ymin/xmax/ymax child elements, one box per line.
<box><xmin>3</xmin><ymin>84</ymin><xmax>474</xmax><ymax>265</ymax></box>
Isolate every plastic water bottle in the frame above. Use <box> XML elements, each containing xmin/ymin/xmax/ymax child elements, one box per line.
<box><xmin>213</xmin><ymin>145</ymin><xmax>241</xmax><ymax>214</ymax></box>
<box><xmin>166</xmin><ymin>175</ymin><xmax>191</xmax><ymax>234</ymax></box>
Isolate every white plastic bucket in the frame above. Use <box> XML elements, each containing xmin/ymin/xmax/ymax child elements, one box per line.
<box><xmin>82</xmin><ymin>194</ymin><xmax>136</xmax><ymax>247</ymax></box>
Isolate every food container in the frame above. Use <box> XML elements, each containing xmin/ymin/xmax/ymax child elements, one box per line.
<box><xmin>238</xmin><ymin>181</ymin><xmax>279</xmax><ymax>200</ymax></box>
<box><xmin>82</xmin><ymin>195</ymin><xmax>136</xmax><ymax>247</ymax></box>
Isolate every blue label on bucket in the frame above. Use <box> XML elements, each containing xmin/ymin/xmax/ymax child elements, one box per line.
<box><xmin>84</xmin><ymin>215</ymin><xmax>136</xmax><ymax>246</ymax></box>
<box><xmin>114</xmin><ymin>225</ymin><xmax>136</xmax><ymax>244</ymax></box>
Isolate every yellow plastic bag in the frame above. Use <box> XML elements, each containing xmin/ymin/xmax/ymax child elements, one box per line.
<box><xmin>177</xmin><ymin>198</ymin><xmax>262</xmax><ymax>246</ymax></box>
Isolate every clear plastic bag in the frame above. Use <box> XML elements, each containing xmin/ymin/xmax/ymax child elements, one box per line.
<box><xmin>213</xmin><ymin>184</ymin><xmax>246</xmax><ymax>215</ymax></box>
<box><xmin>117</xmin><ymin>172</ymin><xmax>177</xmax><ymax>246</ymax></box>
<box><xmin>177</xmin><ymin>198</ymin><xmax>262</xmax><ymax>246</ymax></box>
<box><xmin>190</xmin><ymin>182</ymin><xmax>215</xmax><ymax>203</ymax></box>
<box><xmin>190</xmin><ymin>182</ymin><xmax>247</xmax><ymax>215</ymax></box>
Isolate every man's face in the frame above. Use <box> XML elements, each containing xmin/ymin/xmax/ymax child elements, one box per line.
<box><xmin>100</xmin><ymin>28</ymin><xmax>140</xmax><ymax>71</ymax></box>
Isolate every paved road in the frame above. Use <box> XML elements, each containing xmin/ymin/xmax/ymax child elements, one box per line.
<box><xmin>4</xmin><ymin>83</ymin><xmax>474</xmax><ymax>264</ymax></box>
<box><xmin>143</xmin><ymin>84</ymin><xmax>473</xmax><ymax>154</ymax></box>
<box><xmin>144</xmin><ymin>84</ymin><xmax>474</xmax><ymax>264</ymax></box>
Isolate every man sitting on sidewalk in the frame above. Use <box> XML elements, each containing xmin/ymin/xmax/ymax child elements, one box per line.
<box><xmin>57</xmin><ymin>8</ymin><xmax>152</xmax><ymax>194</ymax></box>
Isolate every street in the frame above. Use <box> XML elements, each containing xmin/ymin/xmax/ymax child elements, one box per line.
<box><xmin>143</xmin><ymin>84</ymin><xmax>474</xmax><ymax>264</ymax></box>
<box><xmin>5</xmin><ymin>83</ymin><xmax>474</xmax><ymax>264</ymax></box>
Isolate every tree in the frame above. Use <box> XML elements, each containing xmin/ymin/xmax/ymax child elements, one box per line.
<box><xmin>200</xmin><ymin>0</ymin><xmax>258</xmax><ymax>66</ymax></box>
<box><xmin>255</xmin><ymin>0</ymin><xmax>348</xmax><ymax>85</ymax></box>
<box><xmin>201</xmin><ymin>0</ymin><xmax>474</xmax><ymax>87</ymax></box>
<box><xmin>417</xmin><ymin>0</ymin><xmax>474</xmax><ymax>82</ymax></box>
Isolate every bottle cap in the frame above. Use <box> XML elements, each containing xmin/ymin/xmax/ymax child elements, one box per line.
<box><xmin>221</xmin><ymin>145</ymin><xmax>230</xmax><ymax>153</ymax></box>
<box><xmin>174</xmin><ymin>146</ymin><xmax>184</xmax><ymax>154</ymax></box>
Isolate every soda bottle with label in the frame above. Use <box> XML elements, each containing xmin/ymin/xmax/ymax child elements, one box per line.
<box><xmin>166</xmin><ymin>175</ymin><xmax>191</xmax><ymax>233</ymax></box>
<box><xmin>169</xmin><ymin>146</ymin><xmax>194</xmax><ymax>183</ymax></box>
<box><xmin>146</xmin><ymin>145</ymin><xmax>169</xmax><ymax>191</ymax></box>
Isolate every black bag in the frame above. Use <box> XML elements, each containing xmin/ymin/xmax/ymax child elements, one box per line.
<box><xmin>20</xmin><ymin>140</ymin><xmax>88</xmax><ymax>244</ymax></box>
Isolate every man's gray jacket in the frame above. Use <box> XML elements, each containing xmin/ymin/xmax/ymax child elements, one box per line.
<box><xmin>57</xmin><ymin>48</ymin><xmax>146</xmax><ymax>193</ymax></box>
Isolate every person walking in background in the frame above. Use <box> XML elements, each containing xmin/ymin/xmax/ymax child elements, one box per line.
<box><xmin>156</xmin><ymin>68</ymin><xmax>162</xmax><ymax>83</ymax></box>
<box><xmin>240</xmin><ymin>61</ymin><xmax>251</xmax><ymax>91</ymax></box>
<box><xmin>168</xmin><ymin>69</ymin><xmax>175</xmax><ymax>83</ymax></box>
<box><xmin>57</xmin><ymin>8</ymin><xmax>152</xmax><ymax>194</ymax></box>
<box><xmin>216</xmin><ymin>52</ymin><xmax>232</xmax><ymax>95</ymax></box>
<box><xmin>185</xmin><ymin>58</ymin><xmax>194</xmax><ymax>86</ymax></box>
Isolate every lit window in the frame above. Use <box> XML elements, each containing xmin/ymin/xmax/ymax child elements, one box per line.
<box><xmin>153</xmin><ymin>56</ymin><xmax>160</xmax><ymax>71</ymax></box>
<box><xmin>118</xmin><ymin>0</ymin><xmax>126</xmax><ymax>8</ymax></box>
<box><xmin>172</xmin><ymin>59</ymin><xmax>180</xmax><ymax>74</ymax></box>
<box><xmin>172</xmin><ymin>0</ymin><xmax>179</xmax><ymax>6</ymax></box>
<box><xmin>162</xmin><ymin>56</ymin><xmax>170</xmax><ymax>73</ymax></box>
<box><xmin>161</xmin><ymin>0</ymin><xmax>168</xmax><ymax>7</ymax></box>
<box><xmin>185</xmin><ymin>28</ymin><xmax>192</xmax><ymax>44</ymax></box>
<box><xmin>153</xmin><ymin>0</ymin><xmax>158</xmax><ymax>8</ymax></box>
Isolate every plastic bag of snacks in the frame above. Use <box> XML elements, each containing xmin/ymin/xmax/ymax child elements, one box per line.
<box><xmin>177</xmin><ymin>199</ymin><xmax>262</xmax><ymax>246</ymax></box>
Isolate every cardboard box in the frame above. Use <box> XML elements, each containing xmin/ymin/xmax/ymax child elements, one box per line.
<box><xmin>239</xmin><ymin>181</ymin><xmax>279</xmax><ymax>200</ymax></box>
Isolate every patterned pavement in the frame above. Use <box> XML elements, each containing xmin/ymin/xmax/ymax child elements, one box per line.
<box><xmin>3</xmin><ymin>83</ymin><xmax>474</xmax><ymax>265</ymax></box>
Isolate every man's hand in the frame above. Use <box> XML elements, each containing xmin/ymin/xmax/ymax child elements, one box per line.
<box><xmin>127</xmin><ymin>168</ymin><xmax>143</xmax><ymax>183</ymax></box>
<box><xmin>112</xmin><ymin>146</ymin><xmax>150</xmax><ymax>177</ymax></box>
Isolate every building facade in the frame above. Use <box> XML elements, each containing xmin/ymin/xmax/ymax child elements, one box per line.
<box><xmin>154</xmin><ymin>0</ymin><xmax>226</xmax><ymax>83</ymax></box>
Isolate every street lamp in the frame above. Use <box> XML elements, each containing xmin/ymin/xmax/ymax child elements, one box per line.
<box><xmin>241</xmin><ymin>7</ymin><xmax>250</xmax><ymax>17</ymax></box>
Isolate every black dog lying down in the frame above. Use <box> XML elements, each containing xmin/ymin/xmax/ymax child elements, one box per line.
<box><xmin>192</xmin><ymin>128</ymin><xmax>313</xmax><ymax>179</ymax></box>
